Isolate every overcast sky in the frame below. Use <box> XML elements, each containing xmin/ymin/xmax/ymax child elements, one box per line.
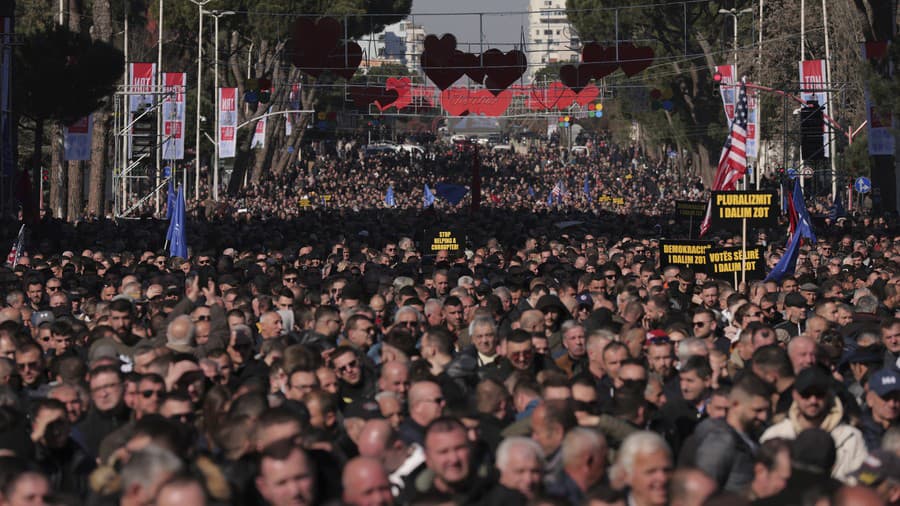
<box><xmin>406</xmin><ymin>0</ymin><xmax>529</xmax><ymax>51</ymax></box>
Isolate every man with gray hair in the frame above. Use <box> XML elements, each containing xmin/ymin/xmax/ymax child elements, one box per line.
<box><xmin>547</xmin><ymin>428</ymin><xmax>608</xmax><ymax>504</ymax></box>
<box><xmin>119</xmin><ymin>444</ymin><xmax>184</xmax><ymax>506</ymax></box>
<box><xmin>676</xmin><ymin>338</ymin><xmax>709</xmax><ymax>366</ymax></box>
<box><xmin>612</xmin><ymin>431</ymin><xmax>672</xmax><ymax>506</ymax></box>
<box><xmin>165</xmin><ymin>315</ymin><xmax>195</xmax><ymax>354</ymax></box>
<box><xmin>494</xmin><ymin>436</ymin><xmax>545</xmax><ymax>500</ymax></box>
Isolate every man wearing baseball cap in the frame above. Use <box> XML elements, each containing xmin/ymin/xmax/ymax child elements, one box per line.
<box><xmin>861</xmin><ymin>369</ymin><xmax>900</xmax><ymax>451</ymax></box>
<box><xmin>774</xmin><ymin>292</ymin><xmax>808</xmax><ymax>339</ymax></box>
<box><xmin>760</xmin><ymin>366</ymin><xmax>868</xmax><ymax>481</ymax></box>
<box><xmin>853</xmin><ymin>449</ymin><xmax>900</xmax><ymax>503</ymax></box>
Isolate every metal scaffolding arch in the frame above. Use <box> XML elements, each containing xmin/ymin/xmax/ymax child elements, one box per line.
<box><xmin>112</xmin><ymin>84</ymin><xmax>176</xmax><ymax>218</ymax></box>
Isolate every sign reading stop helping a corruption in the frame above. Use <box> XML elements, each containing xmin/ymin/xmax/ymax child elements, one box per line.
<box><xmin>706</xmin><ymin>246</ymin><xmax>766</xmax><ymax>280</ymax></box>
<box><xmin>710</xmin><ymin>191</ymin><xmax>778</xmax><ymax>229</ymax></box>
<box><xmin>659</xmin><ymin>240</ymin><xmax>713</xmax><ymax>271</ymax></box>
<box><xmin>424</xmin><ymin>229</ymin><xmax>465</xmax><ymax>254</ymax></box>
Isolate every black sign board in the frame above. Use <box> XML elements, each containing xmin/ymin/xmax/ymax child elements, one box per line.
<box><xmin>424</xmin><ymin>228</ymin><xmax>465</xmax><ymax>254</ymax></box>
<box><xmin>710</xmin><ymin>191</ymin><xmax>779</xmax><ymax>229</ymax></box>
<box><xmin>675</xmin><ymin>200</ymin><xmax>707</xmax><ymax>219</ymax></box>
<box><xmin>659</xmin><ymin>240</ymin><xmax>713</xmax><ymax>271</ymax></box>
<box><xmin>706</xmin><ymin>246</ymin><xmax>766</xmax><ymax>281</ymax></box>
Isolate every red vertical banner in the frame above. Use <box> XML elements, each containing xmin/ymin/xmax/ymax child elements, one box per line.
<box><xmin>799</xmin><ymin>60</ymin><xmax>829</xmax><ymax>158</ymax></box>
<box><xmin>161</xmin><ymin>72</ymin><xmax>186</xmax><ymax>160</ymax></box>
<box><xmin>218</xmin><ymin>88</ymin><xmax>237</xmax><ymax>158</ymax></box>
<box><xmin>129</xmin><ymin>63</ymin><xmax>157</xmax><ymax>112</ymax></box>
<box><xmin>252</xmin><ymin>111</ymin><xmax>267</xmax><ymax>149</ymax></box>
<box><xmin>716</xmin><ymin>65</ymin><xmax>736</xmax><ymax>121</ymax></box>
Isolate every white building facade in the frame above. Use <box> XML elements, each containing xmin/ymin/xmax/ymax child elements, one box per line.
<box><xmin>526</xmin><ymin>0</ymin><xmax>581</xmax><ymax>82</ymax></box>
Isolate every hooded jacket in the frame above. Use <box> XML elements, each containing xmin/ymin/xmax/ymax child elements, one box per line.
<box><xmin>759</xmin><ymin>397</ymin><xmax>867</xmax><ymax>482</ymax></box>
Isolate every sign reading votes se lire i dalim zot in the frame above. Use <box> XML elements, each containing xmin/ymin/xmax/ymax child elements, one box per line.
<box><xmin>706</xmin><ymin>246</ymin><xmax>766</xmax><ymax>280</ymax></box>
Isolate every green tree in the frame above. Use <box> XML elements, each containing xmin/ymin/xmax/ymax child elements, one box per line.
<box><xmin>14</xmin><ymin>25</ymin><xmax>123</xmax><ymax>221</ymax></box>
<box><xmin>566</xmin><ymin>0</ymin><xmax>751</xmax><ymax>183</ymax></box>
<box><xmin>533</xmin><ymin>62</ymin><xmax>563</xmax><ymax>84</ymax></box>
<box><xmin>153</xmin><ymin>0</ymin><xmax>411</xmax><ymax>194</ymax></box>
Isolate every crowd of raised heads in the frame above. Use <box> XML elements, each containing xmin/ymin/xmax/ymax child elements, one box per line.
<box><xmin>1</xmin><ymin>214</ymin><xmax>900</xmax><ymax>506</ymax></box>
<box><xmin>171</xmin><ymin>132</ymin><xmax>709</xmax><ymax>220</ymax></box>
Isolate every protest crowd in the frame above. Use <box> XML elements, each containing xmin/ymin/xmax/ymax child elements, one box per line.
<box><xmin>1</xmin><ymin>132</ymin><xmax>900</xmax><ymax>506</ymax></box>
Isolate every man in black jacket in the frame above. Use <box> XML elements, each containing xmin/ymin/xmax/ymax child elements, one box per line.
<box><xmin>679</xmin><ymin>373</ymin><xmax>772</xmax><ymax>492</ymax></box>
<box><xmin>75</xmin><ymin>364</ymin><xmax>130</xmax><ymax>458</ymax></box>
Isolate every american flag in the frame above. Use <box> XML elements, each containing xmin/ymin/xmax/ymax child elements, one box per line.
<box><xmin>551</xmin><ymin>180</ymin><xmax>564</xmax><ymax>199</ymax></box>
<box><xmin>5</xmin><ymin>225</ymin><xmax>24</xmax><ymax>268</ymax></box>
<box><xmin>700</xmin><ymin>78</ymin><xmax>750</xmax><ymax>236</ymax></box>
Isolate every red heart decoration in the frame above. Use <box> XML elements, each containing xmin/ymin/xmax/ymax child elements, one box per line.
<box><xmin>440</xmin><ymin>88</ymin><xmax>470</xmax><ymax>116</ymax></box>
<box><xmin>559</xmin><ymin>64</ymin><xmax>592</xmax><ymax>94</ymax></box>
<box><xmin>290</xmin><ymin>17</ymin><xmax>342</xmax><ymax>77</ymax></box>
<box><xmin>482</xmin><ymin>49</ymin><xmax>527</xmax><ymax>95</ymax></box>
<box><xmin>350</xmin><ymin>86</ymin><xmax>399</xmax><ymax>110</ymax></box>
<box><xmin>440</xmin><ymin>88</ymin><xmax>512</xmax><ymax>116</ymax></box>
<box><xmin>581</xmin><ymin>43</ymin><xmax>619</xmax><ymax>79</ymax></box>
<box><xmin>574</xmin><ymin>84</ymin><xmax>600</xmax><ymax>106</ymax></box>
<box><xmin>385</xmin><ymin>77</ymin><xmax>412</xmax><ymax>110</ymax></box>
<box><xmin>528</xmin><ymin>84</ymin><xmax>560</xmax><ymax>111</ymax></box>
<box><xmin>556</xmin><ymin>85</ymin><xmax>577</xmax><ymax>109</ymax></box>
<box><xmin>617</xmin><ymin>43</ymin><xmax>655</xmax><ymax>77</ymax></box>
<box><xmin>421</xmin><ymin>34</ymin><xmax>465</xmax><ymax>90</ymax></box>
<box><xmin>324</xmin><ymin>42</ymin><xmax>362</xmax><ymax>80</ymax></box>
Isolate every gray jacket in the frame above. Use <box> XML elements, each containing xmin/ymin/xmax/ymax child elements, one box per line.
<box><xmin>679</xmin><ymin>417</ymin><xmax>755</xmax><ymax>492</ymax></box>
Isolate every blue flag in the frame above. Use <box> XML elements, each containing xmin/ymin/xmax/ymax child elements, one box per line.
<box><xmin>766</xmin><ymin>180</ymin><xmax>816</xmax><ymax>281</ymax></box>
<box><xmin>423</xmin><ymin>184</ymin><xmax>435</xmax><ymax>208</ymax></box>
<box><xmin>168</xmin><ymin>186</ymin><xmax>188</xmax><ymax>258</ymax></box>
<box><xmin>435</xmin><ymin>183</ymin><xmax>468</xmax><ymax>206</ymax></box>
<box><xmin>385</xmin><ymin>186</ymin><xmax>396</xmax><ymax>207</ymax></box>
<box><xmin>528</xmin><ymin>185</ymin><xmax>535</xmax><ymax>198</ymax></box>
<box><xmin>829</xmin><ymin>194</ymin><xmax>847</xmax><ymax>221</ymax></box>
<box><xmin>547</xmin><ymin>190</ymin><xmax>553</xmax><ymax>206</ymax></box>
<box><xmin>583</xmin><ymin>176</ymin><xmax>590</xmax><ymax>197</ymax></box>
<box><xmin>165</xmin><ymin>177</ymin><xmax>175</xmax><ymax>220</ymax></box>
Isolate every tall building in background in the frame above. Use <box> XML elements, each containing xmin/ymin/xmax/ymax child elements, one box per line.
<box><xmin>526</xmin><ymin>0</ymin><xmax>580</xmax><ymax>82</ymax></box>
<box><xmin>369</xmin><ymin>20</ymin><xmax>426</xmax><ymax>73</ymax></box>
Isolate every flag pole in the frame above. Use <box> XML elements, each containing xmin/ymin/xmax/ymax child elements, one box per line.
<box><xmin>741</xmin><ymin>217</ymin><xmax>747</xmax><ymax>287</ymax></box>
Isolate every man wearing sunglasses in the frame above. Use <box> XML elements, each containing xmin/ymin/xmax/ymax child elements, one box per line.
<box><xmin>760</xmin><ymin>366</ymin><xmax>867</xmax><ymax>482</ymax></box>
<box><xmin>331</xmin><ymin>345</ymin><xmax>376</xmax><ymax>405</ymax></box>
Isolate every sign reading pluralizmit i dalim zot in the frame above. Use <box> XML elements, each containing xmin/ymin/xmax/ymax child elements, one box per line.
<box><xmin>674</xmin><ymin>200</ymin><xmax>707</xmax><ymax>219</ymax></box>
<box><xmin>706</xmin><ymin>246</ymin><xmax>766</xmax><ymax>280</ymax></box>
<box><xmin>710</xmin><ymin>191</ymin><xmax>779</xmax><ymax>229</ymax></box>
<box><xmin>424</xmin><ymin>229</ymin><xmax>465</xmax><ymax>253</ymax></box>
<box><xmin>659</xmin><ymin>240</ymin><xmax>713</xmax><ymax>271</ymax></box>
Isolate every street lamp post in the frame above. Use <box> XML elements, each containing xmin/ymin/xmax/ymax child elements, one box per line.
<box><xmin>719</xmin><ymin>7</ymin><xmax>754</xmax><ymax>189</ymax></box>
<box><xmin>187</xmin><ymin>0</ymin><xmax>213</xmax><ymax>202</ymax></box>
<box><xmin>203</xmin><ymin>9</ymin><xmax>235</xmax><ymax>202</ymax></box>
<box><xmin>718</xmin><ymin>8</ymin><xmax>754</xmax><ymax>74</ymax></box>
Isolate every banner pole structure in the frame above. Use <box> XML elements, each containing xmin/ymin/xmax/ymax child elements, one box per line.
<box><xmin>741</xmin><ymin>217</ymin><xmax>747</xmax><ymax>287</ymax></box>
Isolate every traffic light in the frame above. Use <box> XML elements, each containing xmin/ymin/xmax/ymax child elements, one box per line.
<box><xmin>800</xmin><ymin>101</ymin><xmax>825</xmax><ymax>161</ymax></box>
<box><xmin>712</xmin><ymin>72</ymin><xmax>723</xmax><ymax>94</ymax></box>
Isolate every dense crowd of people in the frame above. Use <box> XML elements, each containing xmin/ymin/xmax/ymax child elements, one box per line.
<box><xmin>184</xmin><ymin>133</ymin><xmax>706</xmax><ymax>220</ymax></box>
<box><xmin>0</xmin><ymin>131</ymin><xmax>899</xmax><ymax>506</ymax></box>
